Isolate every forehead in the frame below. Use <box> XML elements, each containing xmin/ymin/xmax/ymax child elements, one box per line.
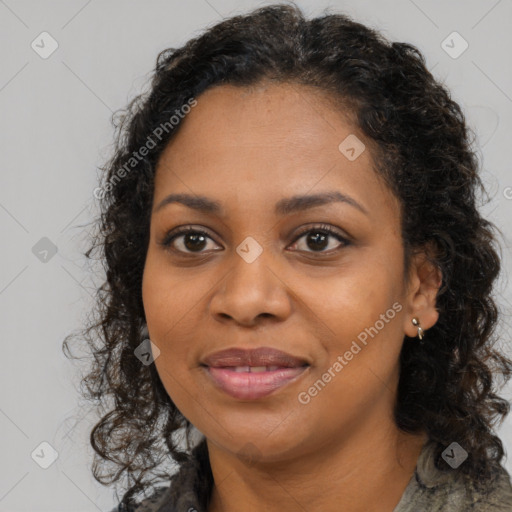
<box><xmin>153</xmin><ymin>82</ymin><xmax>399</xmax><ymax>222</ymax></box>
<box><xmin>159</xmin><ymin>82</ymin><xmax>355</xmax><ymax>164</ymax></box>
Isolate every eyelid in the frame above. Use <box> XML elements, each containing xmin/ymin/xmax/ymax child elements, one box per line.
<box><xmin>159</xmin><ymin>224</ymin><xmax>219</xmax><ymax>247</ymax></box>
<box><xmin>160</xmin><ymin>223</ymin><xmax>352</xmax><ymax>254</ymax></box>
<box><xmin>291</xmin><ymin>223</ymin><xmax>351</xmax><ymax>244</ymax></box>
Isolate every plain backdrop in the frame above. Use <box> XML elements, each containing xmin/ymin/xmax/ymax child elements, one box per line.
<box><xmin>1</xmin><ymin>0</ymin><xmax>512</xmax><ymax>510</ymax></box>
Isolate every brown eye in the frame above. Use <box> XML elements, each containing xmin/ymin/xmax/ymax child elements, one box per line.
<box><xmin>289</xmin><ymin>225</ymin><xmax>351</xmax><ymax>253</ymax></box>
<box><xmin>161</xmin><ymin>227</ymin><xmax>221</xmax><ymax>254</ymax></box>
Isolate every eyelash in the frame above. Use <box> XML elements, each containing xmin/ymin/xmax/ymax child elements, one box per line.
<box><xmin>160</xmin><ymin>223</ymin><xmax>351</xmax><ymax>256</ymax></box>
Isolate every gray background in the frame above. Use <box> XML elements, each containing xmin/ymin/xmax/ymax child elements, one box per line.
<box><xmin>1</xmin><ymin>0</ymin><xmax>511</xmax><ymax>510</ymax></box>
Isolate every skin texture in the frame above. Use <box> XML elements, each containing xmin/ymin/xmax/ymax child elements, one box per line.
<box><xmin>142</xmin><ymin>82</ymin><xmax>442</xmax><ymax>512</ymax></box>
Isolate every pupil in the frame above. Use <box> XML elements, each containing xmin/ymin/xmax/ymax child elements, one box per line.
<box><xmin>308</xmin><ymin>232</ymin><xmax>328</xmax><ymax>251</ymax></box>
<box><xmin>182</xmin><ymin>231</ymin><xmax>330</xmax><ymax>252</ymax></box>
<box><xmin>185</xmin><ymin>233</ymin><xmax>207</xmax><ymax>251</ymax></box>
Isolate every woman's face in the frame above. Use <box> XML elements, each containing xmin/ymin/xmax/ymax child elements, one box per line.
<box><xmin>142</xmin><ymin>82</ymin><xmax>429</xmax><ymax>460</ymax></box>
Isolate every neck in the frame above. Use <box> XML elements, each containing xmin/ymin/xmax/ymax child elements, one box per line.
<box><xmin>206</xmin><ymin>416</ymin><xmax>427</xmax><ymax>512</ymax></box>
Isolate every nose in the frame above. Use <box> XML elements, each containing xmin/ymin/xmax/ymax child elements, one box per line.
<box><xmin>209</xmin><ymin>245</ymin><xmax>292</xmax><ymax>327</ymax></box>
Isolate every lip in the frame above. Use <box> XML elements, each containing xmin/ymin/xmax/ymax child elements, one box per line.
<box><xmin>200</xmin><ymin>346</ymin><xmax>310</xmax><ymax>400</ymax></box>
<box><xmin>202</xmin><ymin>365</ymin><xmax>310</xmax><ymax>400</ymax></box>
<box><xmin>201</xmin><ymin>346</ymin><xmax>309</xmax><ymax>368</ymax></box>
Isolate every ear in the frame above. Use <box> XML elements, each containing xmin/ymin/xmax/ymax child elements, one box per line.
<box><xmin>402</xmin><ymin>246</ymin><xmax>443</xmax><ymax>339</ymax></box>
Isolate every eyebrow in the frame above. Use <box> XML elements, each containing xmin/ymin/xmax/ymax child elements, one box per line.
<box><xmin>154</xmin><ymin>191</ymin><xmax>368</xmax><ymax>216</ymax></box>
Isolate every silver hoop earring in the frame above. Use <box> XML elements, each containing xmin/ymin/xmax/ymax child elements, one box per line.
<box><xmin>411</xmin><ymin>317</ymin><xmax>424</xmax><ymax>340</ymax></box>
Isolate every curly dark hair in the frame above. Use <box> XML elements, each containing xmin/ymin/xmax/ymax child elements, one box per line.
<box><xmin>63</xmin><ymin>2</ymin><xmax>512</xmax><ymax>507</ymax></box>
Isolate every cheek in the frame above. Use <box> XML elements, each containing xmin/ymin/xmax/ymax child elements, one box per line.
<box><xmin>295</xmin><ymin>253</ymin><xmax>405</xmax><ymax>384</ymax></box>
<box><xmin>142</xmin><ymin>253</ymin><xmax>186</xmax><ymax>361</ymax></box>
<box><xmin>142</xmin><ymin>256</ymin><xmax>204</xmax><ymax>413</ymax></box>
<box><xmin>142</xmin><ymin>249</ymin><xmax>200</xmax><ymax>335</ymax></box>
<box><xmin>291</xmin><ymin>278</ymin><xmax>405</xmax><ymax>428</ymax></box>
<box><xmin>301</xmin><ymin>255</ymin><xmax>402</xmax><ymax>335</ymax></box>
<box><xmin>142</xmin><ymin>258</ymin><xmax>169</xmax><ymax>339</ymax></box>
<box><xmin>141</xmin><ymin>250</ymin><xmax>220</xmax><ymax>372</ymax></box>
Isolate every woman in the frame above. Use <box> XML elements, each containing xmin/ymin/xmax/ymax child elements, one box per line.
<box><xmin>64</xmin><ymin>4</ymin><xmax>512</xmax><ymax>511</ymax></box>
